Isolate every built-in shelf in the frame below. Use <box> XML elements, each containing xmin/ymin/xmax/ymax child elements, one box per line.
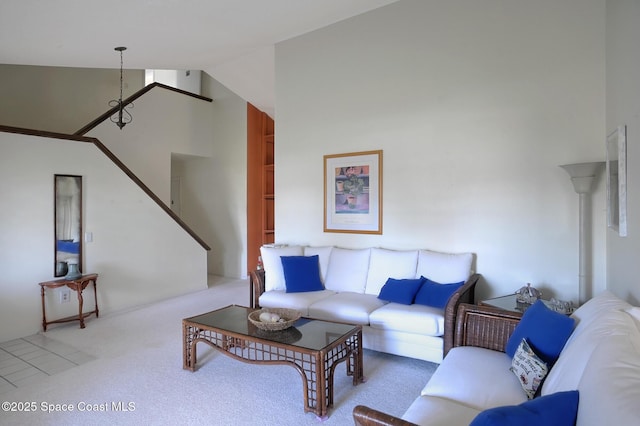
<box><xmin>247</xmin><ymin>103</ymin><xmax>275</xmax><ymax>273</ymax></box>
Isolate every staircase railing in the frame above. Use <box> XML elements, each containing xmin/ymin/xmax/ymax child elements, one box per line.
<box><xmin>0</xmin><ymin>124</ymin><xmax>211</xmax><ymax>251</ymax></box>
<box><xmin>75</xmin><ymin>82</ymin><xmax>212</xmax><ymax>136</ymax></box>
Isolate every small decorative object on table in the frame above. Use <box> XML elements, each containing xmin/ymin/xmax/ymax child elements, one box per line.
<box><xmin>515</xmin><ymin>283</ymin><xmax>542</xmax><ymax>305</ymax></box>
<box><xmin>248</xmin><ymin>308</ymin><xmax>301</xmax><ymax>331</ymax></box>
<box><xmin>65</xmin><ymin>260</ymin><xmax>82</xmax><ymax>279</ymax></box>
<box><xmin>549</xmin><ymin>298</ymin><xmax>576</xmax><ymax>315</ymax></box>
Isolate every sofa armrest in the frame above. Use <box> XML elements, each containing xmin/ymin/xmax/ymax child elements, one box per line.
<box><xmin>353</xmin><ymin>405</ymin><xmax>418</xmax><ymax>426</ymax></box>
<box><xmin>443</xmin><ymin>273</ymin><xmax>480</xmax><ymax>356</ymax></box>
<box><xmin>249</xmin><ymin>269</ymin><xmax>265</xmax><ymax>308</ymax></box>
<box><xmin>453</xmin><ymin>303</ymin><xmax>521</xmax><ymax>353</ymax></box>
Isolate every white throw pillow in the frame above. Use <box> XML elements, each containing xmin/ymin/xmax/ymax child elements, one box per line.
<box><xmin>415</xmin><ymin>250</ymin><xmax>473</xmax><ymax>283</ymax></box>
<box><xmin>364</xmin><ymin>248</ymin><xmax>418</xmax><ymax>296</ymax></box>
<box><xmin>324</xmin><ymin>248</ymin><xmax>371</xmax><ymax>293</ymax></box>
<box><xmin>304</xmin><ymin>246</ymin><xmax>333</xmax><ymax>282</ymax></box>
<box><xmin>260</xmin><ymin>245</ymin><xmax>304</xmax><ymax>291</ymax></box>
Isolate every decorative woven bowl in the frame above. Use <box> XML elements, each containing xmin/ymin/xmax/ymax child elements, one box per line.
<box><xmin>254</xmin><ymin>327</ymin><xmax>303</xmax><ymax>344</ymax></box>
<box><xmin>248</xmin><ymin>308</ymin><xmax>301</xmax><ymax>331</ymax></box>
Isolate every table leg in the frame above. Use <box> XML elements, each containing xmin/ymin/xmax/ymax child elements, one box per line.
<box><xmin>353</xmin><ymin>330</ymin><xmax>364</xmax><ymax>384</ymax></box>
<box><xmin>183</xmin><ymin>324</ymin><xmax>198</xmax><ymax>371</ymax></box>
<box><xmin>249</xmin><ymin>273</ymin><xmax>254</xmax><ymax>308</ymax></box>
<box><xmin>76</xmin><ymin>284</ymin><xmax>85</xmax><ymax>329</ymax></box>
<box><xmin>93</xmin><ymin>279</ymin><xmax>99</xmax><ymax>317</ymax></box>
<box><xmin>315</xmin><ymin>353</ymin><xmax>328</xmax><ymax>419</ymax></box>
<box><xmin>40</xmin><ymin>286</ymin><xmax>47</xmax><ymax>332</ymax></box>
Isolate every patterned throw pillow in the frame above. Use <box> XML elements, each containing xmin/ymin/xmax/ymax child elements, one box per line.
<box><xmin>510</xmin><ymin>338</ymin><xmax>549</xmax><ymax>399</ymax></box>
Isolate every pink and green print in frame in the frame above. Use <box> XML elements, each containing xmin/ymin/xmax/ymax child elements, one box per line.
<box><xmin>336</xmin><ymin>165</ymin><xmax>369</xmax><ymax>212</ymax></box>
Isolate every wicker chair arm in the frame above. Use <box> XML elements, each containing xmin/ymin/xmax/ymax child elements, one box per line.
<box><xmin>353</xmin><ymin>405</ymin><xmax>418</xmax><ymax>426</ymax></box>
<box><xmin>443</xmin><ymin>273</ymin><xmax>480</xmax><ymax>356</ymax></box>
<box><xmin>453</xmin><ymin>303</ymin><xmax>522</xmax><ymax>352</ymax></box>
<box><xmin>249</xmin><ymin>269</ymin><xmax>265</xmax><ymax>308</ymax></box>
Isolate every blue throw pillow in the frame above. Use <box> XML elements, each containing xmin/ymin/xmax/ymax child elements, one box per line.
<box><xmin>413</xmin><ymin>277</ymin><xmax>464</xmax><ymax>309</ymax></box>
<box><xmin>378</xmin><ymin>278</ymin><xmax>425</xmax><ymax>305</ymax></box>
<box><xmin>280</xmin><ymin>255</ymin><xmax>325</xmax><ymax>293</ymax></box>
<box><xmin>470</xmin><ymin>390</ymin><xmax>579</xmax><ymax>426</ymax></box>
<box><xmin>506</xmin><ymin>300</ymin><xmax>575</xmax><ymax>366</ymax></box>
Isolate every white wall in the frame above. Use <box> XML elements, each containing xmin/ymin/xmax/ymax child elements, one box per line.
<box><xmin>180</xmin><ymin>74</ymin><xmax>249</xmax><ymax>278</ymax></box>
<box><xmin>0</xmin><ymin>64</ymin><xmax>144</xmax><ymax>134</ymax></box>
<box><xmin>606</xmin><ymin>0</ymin><xmax>640</xmax><ymax>305</ymax></box>
<box><xmin>87</xmin><ymin>87</ymin><xmax>215</xmax><ymax>205</ymax></box>
<box><xmin>89</xmin><ymin>76</ymin><xmax>249</xmax><ymax>280</ymax></box>
<box><xmin>0</xmin><ymin>133</ymin><xmax>207</xmax><ymax>342</ymax></box>
<box><xmin>275</xmin><ymin>0</ymin><xmax>606</xmax><ymax>302</ymax></box>
<box><xmin>0</xmin><ymin>63</ymin><xmax>251</xmax><ymax>286</ymax></box>
<box><xmin>146</xmin><ymin>69</ymin><xmax>202</xmax><ymax>95</ymax></box>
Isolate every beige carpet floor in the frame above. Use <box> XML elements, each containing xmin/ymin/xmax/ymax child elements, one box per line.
<box><xmin>1</xmin><ymin>276</ymin><xmax>437</xmax><ymax>425</ymax></box>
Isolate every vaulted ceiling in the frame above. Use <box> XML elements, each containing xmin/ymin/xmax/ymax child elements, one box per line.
<box><xmin>0</xmin><ymin>0</ymin><xmax>399</xmax><ymax>117</ymax></box>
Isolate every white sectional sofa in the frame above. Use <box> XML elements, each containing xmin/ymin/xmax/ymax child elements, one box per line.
<box><xmin>353</xmin><ymin>290</ymin><xmax>640</xmax><ymax>426</ymax></box>
<box><xmin>249</xmin><ymin>245</ymin><xmax>480</xmax><ymax>363</ymax></box>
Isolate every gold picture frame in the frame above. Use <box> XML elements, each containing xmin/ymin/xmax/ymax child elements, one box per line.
<box><xmin>324</xmin><ymin>150</ymin><xmax>382</xmax><ymax>234</ymax></box>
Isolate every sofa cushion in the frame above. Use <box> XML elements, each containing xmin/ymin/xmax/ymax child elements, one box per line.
<box><xmin>541</xmin><ymin>292</ymin><xmax>635</xmax><ymax>396</ymax></box>
<box><xmin>303</xmin><ymin>246</ymin><xmax>333</xmax><ymax>282</ymax></box>
<box><xmin>260</xmin><ymin>245</ymin><xmax>304</xmax><ymax>291</ymax></box>
<box><xmin>570</xmin><ymin>289</ymin><xmax>631</xmax><ymax>324</ymax></box>
<box><xmin>280</xmin><ymin>255</ymin><xmax>324</xmax><ymax>293</ymax></box>
<box><xmin>627</xmin><ymin>306</ymin><xmax>640</xmax><ymax>326</ymax></box>
<box><xmin>369</xmin><ymin>303</ymin><xmax>445</xmax><ymax>336</ymax></box>
<box><xmin>415</xmin><ymin>250</ymin><xmax>473</xmax><ymax>283</ymax></box>
<box><xmin>422</xmin><ymin>346</ymin><xmax>527</xmax><ymax>410</ymax></box>
<box><xmin>324</xmin><ymin>248</ymin><xmax>371</xmax><ymax>293</ymax></box>
<box><xmin>510</xmin><ymin>338</ymin><xmax>548</xmax><ymax>399</ymax></box>
<box><xmin>378</xmin><ymin>277</ymin><xmax>424</xmax><ymax>305</ymax></box>
<box><xmin>258</xmin><ymin>289</ymin><xmax>335</xmax><ymax>316</ymax></box>
<box><xmin>414</xmin><ymin>277</ymin><xmax>464</xmax><ymax>309</ymax></box>
<box><xmin>307</xmin><ymin>292</ymin><xmax>386</xmax><ymax>325</ymax></box>
<box><xmin>364</xmin><ymin>248</ymin><xmax>418</xmax><ymax>296</ymax></box>
<box><xmin>402</xmin><ymin>395</ymin><xmax>481</xmax><ymax>426</ymax></box>
<box><xmin>470</xmin><ymin>390</ymin><xmax>579</xmax><ymax>426</ymax></box>
<box><xmin>576</xmin><ymin>333</ymin><xmax>640</xmax><ymax>426</ymax></box>
<box><xmin>506</xmin><ymin>300</ymin><xmax>575</xmax><ymax>366</ymax></box>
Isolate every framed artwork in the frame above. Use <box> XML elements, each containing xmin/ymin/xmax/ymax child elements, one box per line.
<box><xmin>606</xmin><ymin>125</ymin><xmax>627</xmax><ymax>237</ymax></box>
<box><xmin>324</xmin><ymin>150</ymin><xmax>382</xmax><ymax>234</ymax></box>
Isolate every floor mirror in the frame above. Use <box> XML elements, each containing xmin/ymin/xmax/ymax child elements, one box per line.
<box><xmin>54</xmin><ymin>174</ymin><xmax>82</xmax><ymax>277</ymax></box>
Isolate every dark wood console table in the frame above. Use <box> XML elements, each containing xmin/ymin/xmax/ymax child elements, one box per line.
<box><xmin>39</xmin><ymin>273</ymin><xmax>99</xmax><ymax>331</ymax></box>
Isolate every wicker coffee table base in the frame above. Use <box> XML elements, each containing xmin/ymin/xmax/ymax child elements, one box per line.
<box><xmin>183</xmin><ymin>321</ymin><xmax>364</xmax><ymax>418</ymax></box>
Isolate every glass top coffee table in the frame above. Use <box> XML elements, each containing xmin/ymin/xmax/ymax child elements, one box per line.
<box><xmin>182</xmin><ymin>305</ymin><xmax>364</xmax><ymax>419</ymax></box>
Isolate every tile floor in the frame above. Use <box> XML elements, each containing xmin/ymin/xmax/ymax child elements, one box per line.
<box><xmin>0</xmin><ymin>334</ymin><xmax>95</xmax><ymax>395</ymax></box>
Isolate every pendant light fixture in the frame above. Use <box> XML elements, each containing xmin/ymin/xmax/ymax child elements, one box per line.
<box><xmin>109</xmin><ymin>46</ymin><xmax>133</xmax><ymax>129</ymax></box>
